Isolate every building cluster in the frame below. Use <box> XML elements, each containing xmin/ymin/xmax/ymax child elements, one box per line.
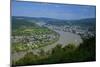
<box><xmin>45</xmin><ymin>24</ymin><xmax>95</xmax><ymax>39</ymax></box>
<box><xmin>12</xmin><ymin>33</ymin><xmax>57</xmax><ymax>48</ymax></box>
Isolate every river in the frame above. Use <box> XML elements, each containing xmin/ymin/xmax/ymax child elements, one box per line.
<box><xmin>12</xmin><ymin>23</ymin><xmax>83</xmax><ymax>62</ymax></box>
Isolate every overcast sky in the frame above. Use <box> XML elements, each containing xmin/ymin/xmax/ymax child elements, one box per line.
<box><xmin>12</xmin><ymin>0</ymin><xmax>96</xmax><ymax>20</ymax></box>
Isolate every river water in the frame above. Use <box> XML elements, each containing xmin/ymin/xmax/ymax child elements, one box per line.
<box><xmin>12</xmin><ymin>22</ymin><xmax>83</xmax><ymax>62</ymax></box>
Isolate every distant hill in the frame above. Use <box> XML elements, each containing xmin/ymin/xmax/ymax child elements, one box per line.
<box><xmin>12</xmin><ymin>16</ymin><xmax>96</xmax><ymax>27</ymax></box>
<box><xmin>70</xmin><ymin>18</ymin><xmax>96</xmax><ymax>26</ymax></box>
<box><xmin>12</xmin><ymin>16</ymin><xmax>70</xmax><ymax>26</ymax></box>
<box><xmin>12</xmin><ymin>16</ymin><xmax>38</xmax><ymax>30</ymax></box>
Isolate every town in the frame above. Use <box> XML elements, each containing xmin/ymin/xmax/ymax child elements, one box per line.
<box><xmin>44</xmin><ymin>22</ymin><xmax>95</xmax><ymax>39</ymax></box>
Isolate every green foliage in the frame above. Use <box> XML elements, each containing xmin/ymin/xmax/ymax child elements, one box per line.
<box><xmin>12</xmin><ymin>43</ymin><xmax>29</xmax><ymax>53</ymax></box>
<box><xmin>15</xmin><ymin>52</ymin><xmax>38</xmax><ymax>65</ymax></box>
<box><xmin>12</xmin><ymin>18</ymin><xmax>60</xmax><ymax>52</ymax></box>
<box><xmin>12</xmin><ymin>18</ymin><xmax>55</xmax><ymax>36</ymax></box>
<box><xmin>12</xmin><ymin>37</ymin><xmax>95</xmax><ymax>66</ymax></box>
<box><xmin>11</xmin><ymin>17</ymin><xmax>96</xmax><ymax>66</ymax></box>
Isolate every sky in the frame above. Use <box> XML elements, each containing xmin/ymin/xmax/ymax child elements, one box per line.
<box><xmin>12</xmin><ymin>0</ymin><xmax>96</xmax><ymax>20</ymax></box>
